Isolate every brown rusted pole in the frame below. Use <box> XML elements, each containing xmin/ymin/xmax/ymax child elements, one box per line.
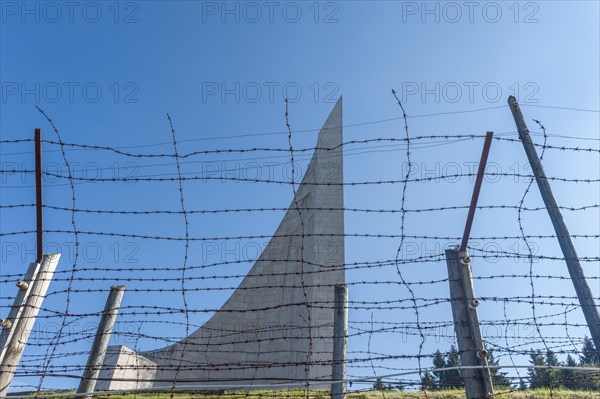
<box><xmin>35</xmin><ymin>128</ymin><xmax>43</xmax><ymax>263</ymax></box>
<box><xmin>459</xmin><ymin>132</ymin><xmax>494</xmax><ymax>254</ymax></box>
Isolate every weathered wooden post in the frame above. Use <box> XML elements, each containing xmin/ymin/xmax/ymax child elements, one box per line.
<box><xmin>77</xmin><ymin>285</ymin><xmax>126</xmax><ymax>396</ymax></box>
<box><xmin>331</xmin><ymin>284</ymin><xmax>348</xmax><ymax>399</ymax></box>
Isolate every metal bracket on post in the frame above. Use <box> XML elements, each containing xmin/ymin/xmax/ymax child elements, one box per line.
<box><xmin>0</xmin><ymin>320</ymin><xmax>12</xmax><ymax>330</ymax></box>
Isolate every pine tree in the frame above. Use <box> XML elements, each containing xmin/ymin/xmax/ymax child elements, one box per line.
<box><xmin>373</xmin><ymin>377</ymin><xmax>385</xmax><ymax>391</ymax></box>
<box><xmin>431</xmin><ymin>349</ymin><xmax>446</xmax><ymax>390</ymax></box>
<box><xmin>487</xmin><ymin>349</ymin><xmax>511</xmax><ymax>387</ymax></box>
<box><xmin>546</xmin><ymin>350</ymin><xmax>559</xmax><ymax>366</ymax></box>
<box><xmin>444</xmin><ymin>345</ymin><xmax>463</xmax><ymax>389</ymax></box>
<box><xmin>579</xmin><ymin>337</ymin><xmax>599</xmax><ymax>366</ymax></box>
<box><xmin>561</xmin><ymin>354</ymin><xmax>578</xmax><ymax>390</ymax></box>
<box><xmin>372</xmin><ymin>377</ymin><xmax>396</xmax><ymax>391</ymax></box>
<box><xmin>543</xmin><ymin>349</ymin><xmax>561</xmax><ymax>389</ymax></box>
<box><xmin>420</xmin><ymin>371</ymin><xmax>436</xmax><ymax>391</ymax></box>
<box><xmin>577</xmin><ymin>337</ymin><xmax>600</xmax><ymax>391</ymax></box>
<box><xmin>528</xmin><ymin>350</ymin><xmax>546</xmax><ymax>389</ymax></box>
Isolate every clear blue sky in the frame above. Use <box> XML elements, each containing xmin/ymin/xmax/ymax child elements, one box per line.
<box><xmin>1</xmin><ymin>0</ymin><xmax>599</xmax><ymax>392</ymax></box>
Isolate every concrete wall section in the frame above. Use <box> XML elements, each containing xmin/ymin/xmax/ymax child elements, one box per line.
<box><xmin>96</xmin><ymin>346</ymin><xmax>157</xmax><ymax>391</ymax></box>
<box><xmin>100</xmin><ymin>98</ymin><xmax>345</xmax><ymax>390</ymax></box>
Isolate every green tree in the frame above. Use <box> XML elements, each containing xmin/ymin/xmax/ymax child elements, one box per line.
<box><xmin>444</xmin><ymin>345</ymin><xmax>462</xmax><ymax>389</ymax></box>
<box><xmin>431</xmin><ymin>349</ymin><xmax>446</xmax><ymax>390</ymax></box>
<box><xmin>579</xmin><ymin>337</ymin><xmax>599</xmax><ymax>366</ymax></box>
<box><xmin>372</xmin><ymin>377</ymin><xmax>396</xmax><ymax>391</ymax></box>
<box><xmin>425</xmin><ymin>346</ymin><xmax>513</xmax><ymax>390</ymax></box>
<box><xmin>529</xmin><ymin>349</ymin><xmax>562</xmax><ymax>389</ymax></box>
<box><xmin>560</xmin><ymin>354</ymin><xmax>578</xmax><ymax>390</ymax></box>
<box><xmin>487</xmin><ymin>349</ymin><xmax>511</xmax><ymax>387</ymax></box>
<box><xmin>373</xmin><ymin>377</ymin><xmax>384</xmax><ymax>391</ymax></box>
<box><xmin>545</xmin><ymin>350</ymin><xmax>561</xmax><ymax>389</ymax></box>
<box><xmin>576</xmin><ymin>337</ymin><xmax>600</xmax><ymax>391</ymax></box>
<box><xmin>528</xmin><ymin>350</ymin><xmax>546</xmax><ymax>389</ymax></box>
<box><xmin>420</xmin><ymin>371</ymin><xmax>436</xmax><ymax>391</ymax></box>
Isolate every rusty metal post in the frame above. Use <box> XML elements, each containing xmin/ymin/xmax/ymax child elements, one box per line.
<box><xmin>459</xmin><ymin>131</ymin><xmax>493</xmax><ymax>255</ymax></box>
<box><xmin>35</xmin><ymin>128</ymin><xmax>43</xmax><ymax>263</ymax></box>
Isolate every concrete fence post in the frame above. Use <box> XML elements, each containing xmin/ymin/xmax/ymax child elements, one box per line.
<box><xmin>0</xmin><ymin>254</ymin><xmax>61</xmax><ymax>396</ymax></box>
<box><xmin>0</xmin><ymin>261</ymin><xmax>42</xmax><ymax>365</ymax></box>
<box><xmin>508</xmin><ymin>96</ymin><xmax>600</xmax><ymax>355</ymax></box>
<box><xmin>77</xmin><ymin>285</ymin><xmax>126</xmax><ymax>396</ymax></box>
<box><xmin>446</xmin><ymin>248</ymin><xmax>494</xmax><ymax>399</ymax></box>
<box><xmin>331</xmin><ymin>284</ymin><xmax>348</xmax><ymax>399</ymax></box>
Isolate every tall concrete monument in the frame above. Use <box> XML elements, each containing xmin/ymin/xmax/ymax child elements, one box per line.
<box><xmin>97</xmin><ymin>98</ymin><xmax>345</xmax><ymax>391</ymax></box>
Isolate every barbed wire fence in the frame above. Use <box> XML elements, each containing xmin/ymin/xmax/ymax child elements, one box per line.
<box><xmin>0</xmin><ymin>97</ymin><xmax>599</xmax><ymax>398</ymax></box>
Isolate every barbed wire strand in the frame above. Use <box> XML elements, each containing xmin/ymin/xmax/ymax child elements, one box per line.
<box><xmin>0</xmin><ymin>106</ymin><xmax>598</xmax><ymax>397</ymax></box>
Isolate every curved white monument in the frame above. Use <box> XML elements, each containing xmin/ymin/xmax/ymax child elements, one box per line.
<box><xmin>97</xmin><ymin>98</ymin><xmax>345</xmax><ymax>390</ymax></box>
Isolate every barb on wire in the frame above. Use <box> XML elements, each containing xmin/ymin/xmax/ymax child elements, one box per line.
<box><xmin>0</xmin><ymin>106</ymin><xmax>598</xmax><ymax>397</ymax></box>
<box><xmin>33</xmin><ymin>107</ymin><xmax>80</xmax><ymax>395</ymax></box>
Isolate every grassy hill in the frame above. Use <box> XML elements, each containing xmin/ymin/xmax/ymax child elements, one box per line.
<box><xmin>11</xmin><ymin>390</ymin><xmax>600</xmax><ymax>399</ymax></box>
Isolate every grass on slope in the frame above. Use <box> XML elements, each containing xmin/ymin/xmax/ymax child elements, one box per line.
<box><xmin>15</xmin><ymin>389</ymin><xmax>600</xmax><ymax>399</ymax></box>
